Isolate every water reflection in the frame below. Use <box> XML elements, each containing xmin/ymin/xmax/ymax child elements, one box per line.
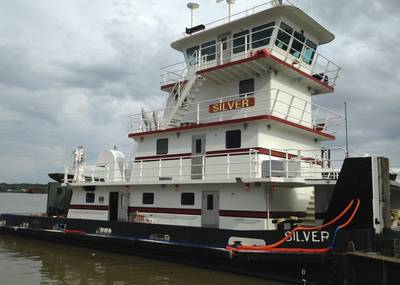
<box><xmin>0</xmin><ymin>235</ymin><xmax>285</xmax><ymax>285</ymax></box>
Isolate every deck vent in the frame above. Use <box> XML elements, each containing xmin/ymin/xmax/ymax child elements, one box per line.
<box><xmin>96</xmin><ymin>227</ymin><xmax>112</xmax><ymax>235</ymax></box>
<box><xmin>0</xmin><ymin>220</ymin><xmax>6</xmax><ymax>226</ymax></box>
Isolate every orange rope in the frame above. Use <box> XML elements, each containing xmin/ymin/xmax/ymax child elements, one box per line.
<box><xmin>226</xmin><ymin>198</ymin><xmax>360</xmax><ymax>252</ymax></box>
<box><xmin>227</xmin><ymin>199</ymin><xmax>355</xmax><ymax>251</ymax></box>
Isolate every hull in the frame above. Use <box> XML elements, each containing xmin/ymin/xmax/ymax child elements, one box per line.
<box><xmin>0</xmin><ymin>214</ymin><xmax>375</xmax><ymax>285</ymax></box>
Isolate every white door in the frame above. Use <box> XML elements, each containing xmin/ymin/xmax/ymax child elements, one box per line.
<box><xmin>217</xmin><ymin>33</ymin><xmax>231</xmax><ymax>65</ymax></box>
<box><xmin>201</xmin><ymin>191</ymin><xmax>220</xmax><ymax>228</ymax></box>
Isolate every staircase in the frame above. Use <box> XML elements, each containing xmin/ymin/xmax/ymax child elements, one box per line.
<box><xmin>162</xmin><ymin>67</ymin><xmax>204</xmax><ymax>129</ymax></box>
<box><xmin>302</xmin><ymin>190</ymin><xmax>316</xmax><ymax>226</ymax></box>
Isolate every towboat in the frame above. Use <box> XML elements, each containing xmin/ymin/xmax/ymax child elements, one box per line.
<box><xmin>2</xmin><ymin>1</ymin><xmax>400</xmax><ymax>284</ymax></box>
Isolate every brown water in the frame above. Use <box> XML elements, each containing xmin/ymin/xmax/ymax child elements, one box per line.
<box><xmin>0</xmin><ymin>193</ymin><xmax>286</xmax><ymax>285</ymax></box>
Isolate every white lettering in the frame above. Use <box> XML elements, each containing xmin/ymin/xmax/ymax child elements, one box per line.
<box><xmin>285</xmin><ymin>231</ymin><xmax>293</xmax><ymax>242</ymax></box>
<box><xmin>312</xmin><ymin>231</ymin><xmax>319</xmax><ymax>242</ymax></box>
<box><xmin>303</xmin><ymin>231</ymin><xmax>311</xmax><ymax>242</ymax></box>
<box><xmin>321</xmin><ymin>231</ymin><xmax>330</xmax><ymax>242</ymax></box>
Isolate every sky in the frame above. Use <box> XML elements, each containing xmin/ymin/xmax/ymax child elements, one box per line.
<box><xmin>0</xmin><ymin>0</ymin><xmax>399</xmax><ymax>183</ymax></box>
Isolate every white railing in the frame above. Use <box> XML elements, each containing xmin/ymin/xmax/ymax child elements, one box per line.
<box><xmin>197</xmin><ymin>1</ymin><xmax>294</xmax><ymax>33</ymax></box>
<box><xmin>128</xmin><ymin>88</ymin><xmax>342</xmax><ymax>135</ymax></box>
<box><xmin>66</xmin><ymin>147</ymin><xmax>347</xmax><ymax>184</ymax></box>
<box><xmin>162</xmin><ymin>23</ymin><xmax>340</xmax><ymax>88</ymax></box>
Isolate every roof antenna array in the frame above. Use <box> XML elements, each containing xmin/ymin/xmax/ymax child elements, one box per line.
<box><xmin>216</xmin><ymin>0</ymin><xmax>236</xmax><ymax>22</ymax></box>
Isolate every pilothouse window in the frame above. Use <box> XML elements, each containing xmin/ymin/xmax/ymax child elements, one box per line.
<box><xmin>186</xmin><ymin>45</ymin><xmax>199</xmax><ymax>66</ymax></box>
<box><xmin>303</xmin><ymin>39</ymin><xmax>317</xmax><ymax>65</ymax></box>
<box><xmin>233</xmin><ymin>30</ymin><xmax>250</xmax><ymax>54</ymax></box>
<box><xmin>201</xmin><ymin>40</ymin><xmax>216</xmax><ymax>62</ymax></box>
<box><xmin>290</xmin><ymin>31</ymin><xmax>305</xmax><ymax>58</ymax></box>
<box><xmin>252</xmin><ymin>22</ymin><xmax>275</xmax><ymax>48</ymax></box>
<box><xmin>275</xmin><ymin>22</ymin><xmax>293</xmax><ymax>51</ymax></box>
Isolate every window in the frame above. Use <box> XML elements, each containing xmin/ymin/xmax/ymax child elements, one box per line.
<box><xmin>142</xmin><ymin>193</ymin><xmax>154</xmax><ymax>205</ymax></box>
<box><xmin>195</xmin><ymin>139</ymin><xmax>202</xmax><ymax>154</ymax></box>
<box><xmin>99</xmin><ymin>196</ymin><xmax>105</xmax><ymax>204</ymax></box>
<box><xmin>226</xmin><ymin>130</ymin><xmax>241</xmax><ymax>149</ymax></box>
<box><xmin>239</xmin><ymin>79</ymin><xmax>254</xmax><ymax>96</ymax></box>
<box><xmin>186</xmin><ymin>45</ymin><xmax>199</xmax><ymax>66</ymax></box>
<box><xmin>233</xmin><ymin>30</ymin><xmax>250</xmax><ymax>54</ymax></box>
<box><xmin>86</xmin><ymin>193</ymin><xmax>95</xmax><ymax>203</ymax></box>
<box><xmin>156</xmin><ymin>138</ymin><xmax>168</xmax><ymax>155</ymax></box>
<box><xmin>290</xmin><ymin>31</ymin><xmax>305</xmax><ymax>58</ymax></box>
<box><xmin>275</xmin><ymin>22</ymin><xmax>293</xmax><ymax>51</ymax></box>
<box><xmin>181</xmin><ymin>193</ymin><xmax>195</xmax><ymax>205</ymax></box>
<box><xmin>303</xmin><ymin>39</ymin><xmax>317</xmax><ymax>65</ymax></box>
<box><xmin>252</xmin><ymin>22</ymin><xmax>275</xmax><ymax>48</ymax></box>
<box><xmin>201</xmin><ymin>40</ymin><xmax>216</xmax><ymax>62</ymax></box>
<box><xmin>207</xmin><ymin>194</ymin><xmax>214</xmax><ymax>210</ymax></box>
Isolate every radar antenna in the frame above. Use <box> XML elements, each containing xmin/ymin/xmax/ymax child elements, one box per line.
<box><xmin>216</xmin><ymin>0</ymin><xmax>236</xmax><ymax>22</ymax></box>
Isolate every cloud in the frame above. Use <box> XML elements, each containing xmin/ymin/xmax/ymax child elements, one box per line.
<box><xmin>0</xmin><ymin>0</ymin><xmax>399</xmax><ymax>183</ymax></box>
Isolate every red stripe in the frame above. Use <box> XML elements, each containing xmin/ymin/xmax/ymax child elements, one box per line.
<box><xmin>68</xmin><ymin>205</ymin><xmax>306</xmax><ymax>219</ymax></box>
<box><xmin>128</xmin><ymin>115</ymin><xmax>335</xmax><ymax>140</ymax></box>
<box><xmin>134</xmin><ymin>147</ymin><xmax>300</xmax><ymax>161</ymax></box>
<box><xmin>69</xmin><ymin>205</ymin><xmax>108</xmax><ymax>211</ymax></box>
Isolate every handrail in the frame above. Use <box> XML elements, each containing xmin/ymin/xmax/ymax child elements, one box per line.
<box><xmin>128</xmin><ymin>88</ymin><xmax>343</xmax><ymax>134</ymax></box>
<box><xmin>162</xmin><ymin>24</ymin><xmax>341</xmax><ymax>87</ymax></box>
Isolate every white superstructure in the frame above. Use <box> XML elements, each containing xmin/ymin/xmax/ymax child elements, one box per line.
<box><xmin>65</xmin><ymin>1</ymin><xmax>345</xmax><ymax>230</ymax></box>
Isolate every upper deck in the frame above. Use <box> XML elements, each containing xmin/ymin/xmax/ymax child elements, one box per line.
<box><xmin>161</xmin><ymin>2</ymin><xmax>340</xmax><ymax>94</ymax></box>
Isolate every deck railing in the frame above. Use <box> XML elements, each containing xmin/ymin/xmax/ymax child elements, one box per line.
<box><xmin>162</xmin><ymin>23</ymin><xmax>341</xmax><ymax>89</ymax></box>
<box><xmin>66</xmin><ymin>147</ymin><xmax>346</xmax><ymax>184</ymax></box>
<box><xmin>128</xmin><ymin>88</ymin><xmax>342</xmax><ymax>135</ymax></box>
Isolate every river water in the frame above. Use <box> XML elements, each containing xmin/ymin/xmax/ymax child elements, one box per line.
<box><xmin>0</xmin><ymin>193</ymin><xmax>285</xmax><ymax>285</ymax></box>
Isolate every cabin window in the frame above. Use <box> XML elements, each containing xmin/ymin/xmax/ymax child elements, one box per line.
<box><xmin>201</xmin><ymin>40</ymin><xmax>216</xmax><ymax>62</ymax></box>
<box><xmin>86</xmin><ymin>193</ymin><xmax>95</xmax><ymax>204</ymax></box>
<box><xmin>252</xmin><ymin>22</ymin><xmax>275</xmax><ymax>48</ymax></box>
<box><xmin>186</xmin><ymin>45</ymin><xmax>199</xmax><ymax>66</ymax></box>
<box><xmin>290</xmin><ymin>31</ymin><xmax>305</xmax><ymax>58</ymax></box>
<box><xmin>142</xmin><ymin>193</ymin><xmax>154</xmax><ymax>205</ymax></box>
<box><xmin>207</xmin><ymin>194</ymin><xmax>214</xmax><ymax>210</ymax></box>
<box><xmin>239</xmin><ymin>79</ymin><xmax>254</xmax><ymax>96</ymax></box>
<box><xmin>195</xmin><ymin>139</ymin><xmax>202</xmax><ymax>154</ymax></box>
<box><xmin>181</xmin><ymin>193</ymin><xmax>195</xmax><ymax>205</ymax></box>
<box><xmin>226</xmin><ymin>130</ymin><xmax>241</xmax><ymax>149</ymax></box>
<box><xmin>303</xmin><ymin>39</ymin><xmax>317</xmax><ymax>65</ymax></box>
<box><xmin>156</xmin><ymin>138</ymin><xmax>168</xmax><ymax>155</ymax></box>
<box><xmin>233</xmin><ymin>30</ymin><xmax>250</xmax><ymax>54</ymax></box>
<box><xmin>98</xmin><ymin>196</ymin><xmax>105</xmax><ymax>204</ymax></box>
<box><xmin>275</xmin><ymin>22</ymin><xmax>293</xmax><ymax>51</ymax></box>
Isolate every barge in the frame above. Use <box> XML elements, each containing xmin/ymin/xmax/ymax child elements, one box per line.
<box><xmin>2</xmin><ymin>1</ymin><xmax>400</xmax><ymax>284</ymax></box>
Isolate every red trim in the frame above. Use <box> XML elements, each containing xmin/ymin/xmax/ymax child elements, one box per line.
<box><xmin>129</xmin><ymin>207</ymin><xmax>201</xmax><ymax>215</ymax></box>
<box><xmin>69</xmin><ymin>205</ymin><xmax>108</xmax><ymax>211</ymax></box>
<box><xmin>161</xmin><ymin>80</ymin><xmax>188</xmax><ymax>91</ymax></box>
<box><xmin>128</xmin><ymin>115</ymin><xmax>335</xmax><ymax>140</ymax></box>
<box><xmin>68</xmin><ymin>205</ymin><xmax>306</xmax><ymax>219</ymax></box>
<box><xmin>160</xmin><ymin>50</ymin><xmax>334</xmax><ymax>92</ymax></box>
<box><xmin>134</xmin><ymin>147</ymin><xmax>299</xmax><ymax>161</ymax></box>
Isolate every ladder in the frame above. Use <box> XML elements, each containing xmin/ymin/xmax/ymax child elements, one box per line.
<box><xmin>162</xmin><ymin>67</ymin><xmax>203</xmax><ymax>129</ymax></box>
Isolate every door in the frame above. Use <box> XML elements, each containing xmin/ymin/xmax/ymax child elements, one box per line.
<box><xmin>201</xmin><ymin>191</ymin><xmax>219</xmax><ymax>228</ymax></box>
<box><xmin>217</xmin><ymin>33</ymin><xmax>231</xmax><ymax>65</ymax></box>
<box><xmin>118</xmin><ymin>192</ymin><xmax>130</xmax><ymax>222</ymax></box>
<box><xmin>191</xmin><ymin>135</ymin><xmax>206</xmax><ymax>179</ymax></box>
<box><xmin>109</xmin><ymin>192</ymin><xmax>119</xmax><ymax>221</ymax></box>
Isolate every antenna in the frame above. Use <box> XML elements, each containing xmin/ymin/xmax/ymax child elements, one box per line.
<box><xmin>216</xmin><ymin>0</ymin><xmax>236</xmax><ymax>22</ymax></box>
<box><xmin>187</xmin><ymin>2</ymin><xmax>200</xmax><ymax>28</ymax></box>
<box><xmin>344</xmin><ymin>101</ymin><xmax>349</xmax><ymax>158</ymax></box>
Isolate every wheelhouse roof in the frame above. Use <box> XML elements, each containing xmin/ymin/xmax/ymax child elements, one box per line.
<box><xmin>171</xmin><ymin>5</ymin><xmax>335</xmax><ymax>51</ymax></box>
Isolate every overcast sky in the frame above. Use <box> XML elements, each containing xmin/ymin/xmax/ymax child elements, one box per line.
<box><xmin>0</xmin><ymin>0</ymin><xmax>399</xmax><ymax>183</ymax></box>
